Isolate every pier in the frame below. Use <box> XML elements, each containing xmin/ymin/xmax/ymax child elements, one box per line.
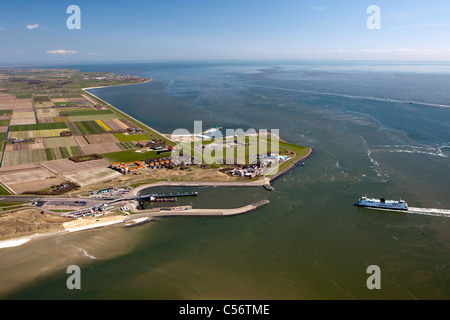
<box><xmin>126</xmin><ymin>199</ymin><xmax>270</xmax><ymax>219</ymax></box>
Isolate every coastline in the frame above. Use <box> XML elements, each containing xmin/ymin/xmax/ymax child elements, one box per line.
<box><xmin>0</xmin><ymin>200</ymin><xmax>270</xmax><ymax>248</ymax></box>
<box><xmin>0</xmin><ymin>76</ymin><xmax>313</xmax><ymax>249</ymax></box>
<box><xmin>82</xmin><ymin>78</ymin><xmax>314</xmax><ymax>193</ymax></box>
<box><xmin>81</xmin><ymin>80</ymin><xmax>173</xmax><ymax>143</ymax></box>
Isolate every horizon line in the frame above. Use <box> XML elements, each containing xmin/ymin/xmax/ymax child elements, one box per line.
<box><xmin>3</xmin><ymin>58</ymin><xmax>450</xmax><ymax>68</ymax></box>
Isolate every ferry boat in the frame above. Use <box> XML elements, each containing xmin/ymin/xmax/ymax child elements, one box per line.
<box><xmin>355</xmin><ymin>196</ymin><xmax>408</xmax><ymax>211</ymax></box>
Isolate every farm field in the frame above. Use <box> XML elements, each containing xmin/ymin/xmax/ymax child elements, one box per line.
<box><xmin>103</xmin><ymin>149</ymin><xmax>164</xmax><ymax>163</ymax></box>
<box><xmin>0</xmin><ymin>68</ymin><xmax>178</xmax><ymax>194</ymax></box>
<box><xmin>71</xmin><ymin>120</ymin><xmax>107</xmax><ymax>135</ymax></box>
<box><xmin>5</xmin><ymin>140</ymin><xmax>44</xmax><ymax>151</ymax></box>
<box><xmin>43</xmin><ymin>136</ymin><xmax>78</xmax><ymax>148</ymax></box>
<box><xmin>44</xmin><ymin>146</ymin><xmax>83</xmax><ymax>161</ymax></box>
<box><xmin>40</xmin><ymin>158</ymin><xmax>111</xmax><ymax>174</ymax></box>
<box><xmin>63</xmin><ymin>167</ymin><xmax>122</xmax><ymax>187</ymax></box>
<box><xmin>9</xmin><ymin>118</ymin><xmax>36</xmax><ymax>125</ymax></box>
<box><xmin>0</xmin><ymin>94</ymin><xmax>16</xmax><ymax>110</ymax></box>
<box><xmin>113</xmin><ymin>132</ymin><xmax>151</xmax><ymax>142</ymax></box>
<box><xmin>36</xmin><ymin>108</ymin><xmax>59</xmax><ymax>118</ymax></box>
<box><xmin>84</xmin><ymin>133</ymin><xmax>119</xmax><ymax>144</ymax></box>
<box><xmin>1</xmin><ymin>149</ymin><xmax>47</xmax><ymax>166</ymax></box>
<box><xmin>80</xmin><ymin>143</ymin><xmax>121</xmax><ymax>155</ymax></box>
<box><xmin>67</xmin><ymin>113</ymin><xmax>118</xmax><ymax>122</ymax></box>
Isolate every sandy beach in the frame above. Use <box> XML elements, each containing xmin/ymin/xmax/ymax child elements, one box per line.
<box><xmin>0</xmin><ymin>199</ymin><xmax>270</xmax><ymax>248</ymax></box>
<box><xmin>0</xmin><ymin>238</ymin><xmax>31</xmax><ymax>248</ymax></box>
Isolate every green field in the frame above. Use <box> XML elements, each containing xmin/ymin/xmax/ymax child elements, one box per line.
<box><xmin>66</xmin><ymin>121</ymin><xmax>82</xmax><ymax>135</ymax></box>
<box><xmin>116</xmin><ymin>141</ymin><xmax>136</xmax><ymax>150</ymax></box>
<box><xmin>45</xmin><ymin>147</ymin><xmax>56</xmax><ymax>160</ymax></box>
<box><xmin>45</xmin><ymin>146</ymin><xmax>83</xmax><ymax>161</ymax></box>
<box><xmin>103</xmin><ymin>149</ymin><xmax>166</xmax><ymax>163</ymax></box>
<box><xmin>72</xmin><ymin>121</ymin><xmax>106</xmax><ymax>135</ymax></box>
<box><xmin>8</xmin><ymin>122</ymin><xmax>67</xmax><ymax>132</ymax></box>
<box><xmin>0</xmin><ymin>184</ymin><xmax>12</xmax><ymax>195</ymax></box>
<box><xmin>0</xmin><ymin>69</ymin><xmax>165</xmax><ymax>168</ymax></box>
<box><xmin>67</xmin><ymin>114</ymin><xmax>118</xmax><ymax>122</ymax></box>
<box><xmin>63</xmin><ymin>109</ymin><xmax>114</xmax><ymax>116</ymax></box>
<box><xmin>60</xmin><ymin>145</ymin><xmax>83</xmax><ymax>158</ymax></box>
<box><xmin>33</xmin><ymin>95</ymin><xmax>51</xmax><ymax>102</ymax></box>
<box><xmin>113</xmin><ymin>133</ymin><xmax>150</xmax><ymax>142</ymax></box>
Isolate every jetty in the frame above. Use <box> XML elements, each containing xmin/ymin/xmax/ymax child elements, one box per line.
<box><xmin>137</xmin><ymin>191</ymin><xmax>198</xmax><ymax>202</ymax></box>
<box><xmin>128</xmin><ymin>199</ymin><xmax>270</xmax><ymax>218</ymax></box>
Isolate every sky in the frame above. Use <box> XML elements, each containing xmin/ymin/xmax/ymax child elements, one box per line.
<box><xmin>1</xmin><ymin>0</ymin><xmax>450</xmax><ymax>64</ymax></box>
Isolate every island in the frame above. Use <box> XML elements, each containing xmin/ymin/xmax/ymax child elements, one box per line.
<box><xmin>0</xmin><ymin>68</ymin><xmax>313</xmax><ymax>247</ymax></box>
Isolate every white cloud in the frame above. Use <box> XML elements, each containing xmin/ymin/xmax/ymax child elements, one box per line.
<box><xmin>46</xmin><ymin>49</ymin><xmax>77</xmax><ymax>54</ymax></box>
<box><xmin>0</xmin><ymin>27</ymin><xmax>4</xmax><ymax>31</ymax></box>
<box><xmin>27</xmin><ymin>24</ymin><xmax>39</xmax><ymax>30</ymax></box>
<box><xmin>311</xmin><ymin>6</ymin><xmax>328</xmax><ymax>11</ymax></box>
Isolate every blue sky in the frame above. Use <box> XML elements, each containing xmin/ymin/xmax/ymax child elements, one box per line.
<box><xmin>1</xmin><ymin>0</ymin><xmax>450</xmax><ymax>64</ymax></box>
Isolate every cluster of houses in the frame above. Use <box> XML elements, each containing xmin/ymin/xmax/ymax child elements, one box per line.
<box><xmin>227</xmin><ymin>165</ymin><xmax>261</xmax><ymax>178</ymax></box>
<box><xmin>87</xmin><ymin>74</ymin><xmax>145</xmax><ymax>81</ymax></box>
<box><xmin>135</xmin><ymin>140</ymin><xmax>172</xmax><ymax>154</ymax></box>
<box><xmin>110</xmin><ymin>157</ymin><xmax>175</xmax><ymax>175</ymax></box>
<box><xmin>147</xmin><ymin>157</ymin><xmax>174</xmax><ymax>169</ymax></box>
<box><xmin>7</xmin><ymin>137</ymin><xmax>39</xmax><ymax>144</ymax></box>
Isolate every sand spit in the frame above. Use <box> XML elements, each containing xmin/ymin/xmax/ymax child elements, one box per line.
<box><xmin>0</xmin><ymin>200</ymin><xmax>269</xmax><ymax>248</ymax></box>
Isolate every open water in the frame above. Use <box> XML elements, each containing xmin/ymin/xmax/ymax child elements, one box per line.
<box><xmin>1</xmin><ymin>61</ymin><xmax>449</xmax><ymax>300</ymax></box>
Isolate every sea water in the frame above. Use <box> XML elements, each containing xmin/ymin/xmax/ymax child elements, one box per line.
<box><xmin>1</xmin><ymin>61</ymin><xmax>449</xmax><ymax>299</ymax></box>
